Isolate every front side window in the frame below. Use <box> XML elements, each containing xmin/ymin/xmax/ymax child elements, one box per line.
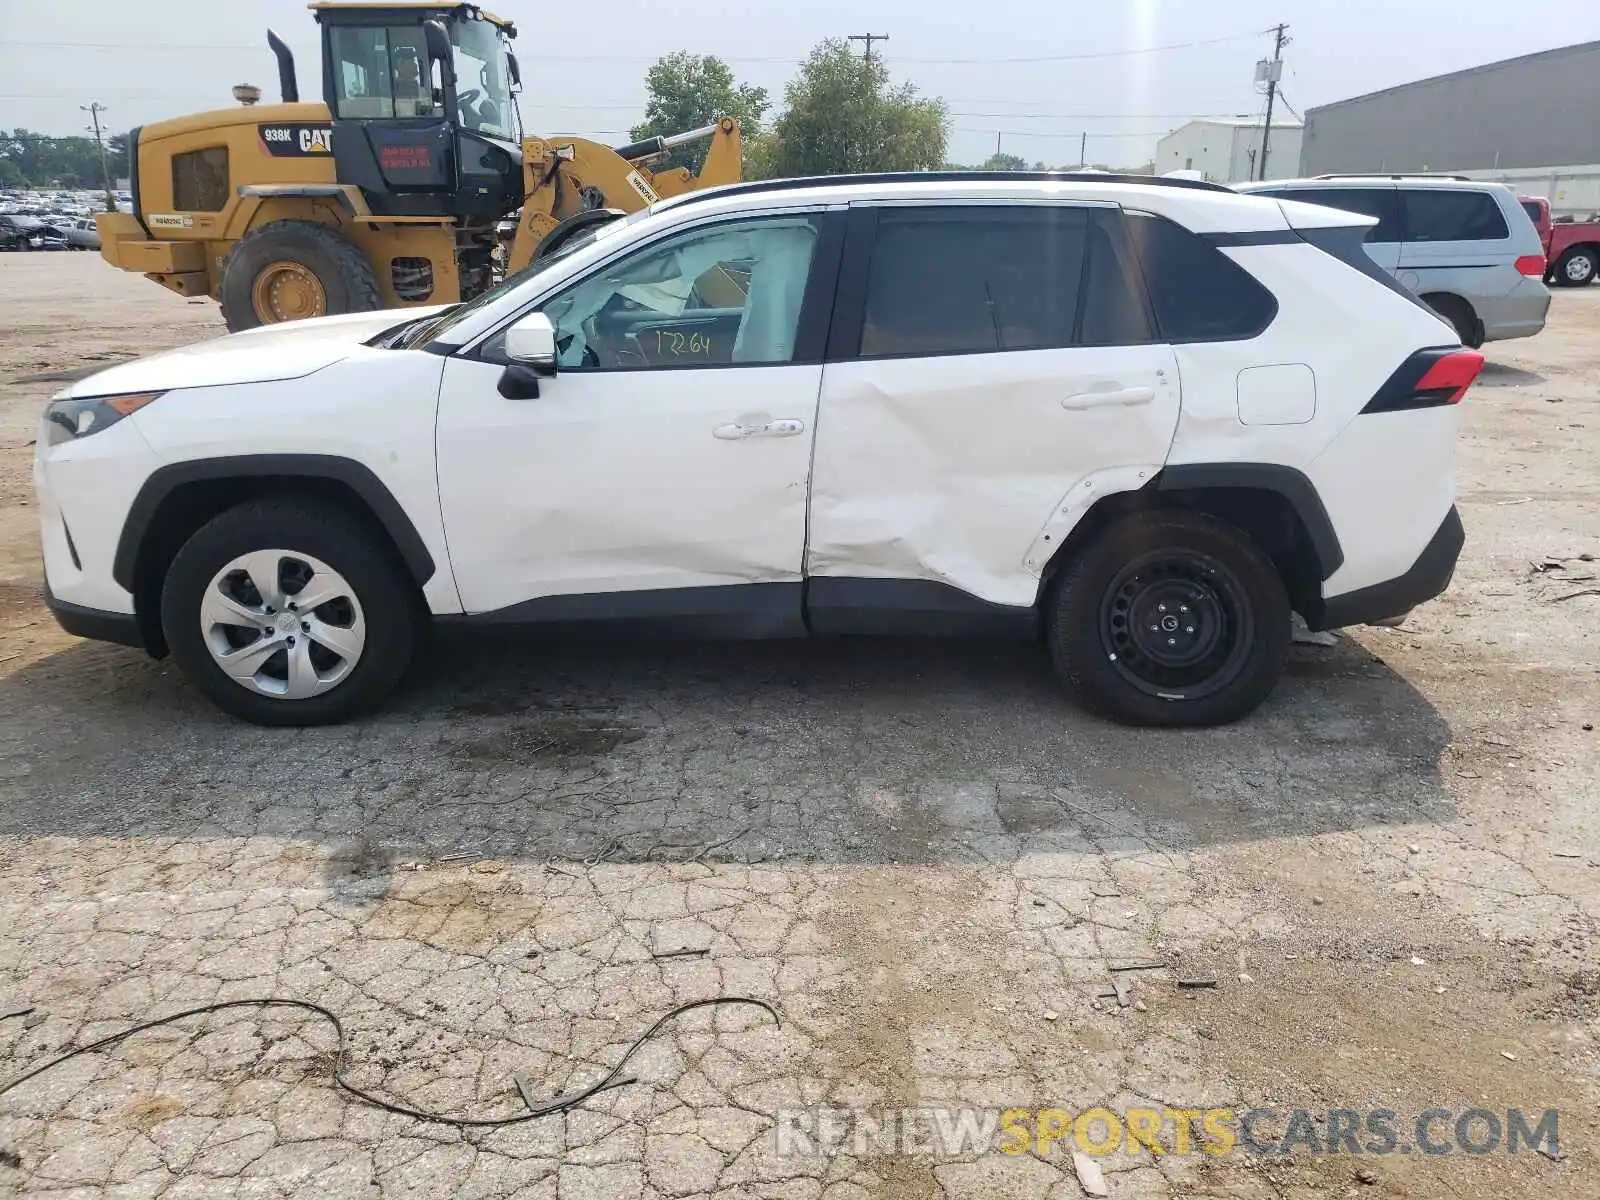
<box><xmin>860</xmin><ymin>208</ymin><xmax>1088</xmax><ymax>357</ymax></box>
<box><xmin>330</xmin><ymin>25</ymin><xmax>440</xmax><ymax>120</ymax></box>
<box><xmin>529</xmin><ymin>216</ymin><xmax>821</xmax><ymax>369</ymax></box>
<box><xmin>1401</xmin><ymin>189</ymin><xmax>1509</xmax><ymax>242</ymax></box>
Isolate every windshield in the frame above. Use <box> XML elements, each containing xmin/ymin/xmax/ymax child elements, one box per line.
<box><xmin>403</xmin><ymin>210</ymin><xmax>646</xmax><ymax>349</ymax></box>
<box><xmin>451</xmin><ymin>19</ymin><xmax>516</xmax><ymax>141</ymax></box>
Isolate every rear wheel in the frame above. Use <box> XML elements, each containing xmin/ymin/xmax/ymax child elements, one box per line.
<box><xmin>1045</xmin><ymin>510</ymin><xmax>1291</xmax><ymax>727</ymax></box>
<box><xmin>1551</xmin><ymin>246</ymin><xmax>1597</xmax><ymax>287</ymax></box>
<box><xmin>160</xmin><ymin>499</ymin><xmax>417</xmax><ymax>726</ymax></box>
<box><xmin>219</xmin><ymin>220</ymin><xmax>381</xmax><ymax>333</ymax></box>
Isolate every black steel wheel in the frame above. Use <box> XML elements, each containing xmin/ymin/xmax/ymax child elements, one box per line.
<box><xmin>1099</xmin><ymin>548</ymin><xmax>1255</xmax><ymax>701</ymax></box>
<box><xmin>1046</xmin><ymin>509</ymin><xmax>1291</xmax><ymax>727</ymax></box>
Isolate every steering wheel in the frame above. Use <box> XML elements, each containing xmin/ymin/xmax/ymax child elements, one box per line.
<box><xmin>457</xmin><ymin>87</ymin><xmax>481</xmax><ymax>121</ymax></box>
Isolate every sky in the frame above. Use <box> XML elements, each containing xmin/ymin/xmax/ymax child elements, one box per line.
<box><xmin>3</xmin><ymin>0</ymin><xmax>1599</xmax><ymax>169</ymax></box>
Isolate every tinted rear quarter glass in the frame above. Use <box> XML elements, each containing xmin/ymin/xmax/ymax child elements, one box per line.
<box><xmin>1124</xmin><ymin>212</ymin><xmax>1277</xmax><ymax>342</ymax></box>
<box><xmin>1401</xmin><ymin>189</ymin><xmax>1509</xmax><ymax>241</ymax></box>
<box><xmin>1281</xmin><ymin>187</ymin><xmax>1401</xmax><ymax>242</ymax></box>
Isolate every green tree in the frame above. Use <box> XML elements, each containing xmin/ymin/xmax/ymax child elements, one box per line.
<box><xmin>980</xmin><ymin>151</ymin><xmax>1028</xmax><ymax>171</ymax></box>
<box><xmin>762</xmin><ymin>40</ymin><xmax>947</xmax><ymax>177</ymax></box>
<box><xmin>0</xmin><ymin>128</ymin><xmax>127</xmax><ymax>189</ymax></box>
<box><xmin>630</xmin><ymin>52</ymin><xmax>770</xmax><ymax>174</ymax></box>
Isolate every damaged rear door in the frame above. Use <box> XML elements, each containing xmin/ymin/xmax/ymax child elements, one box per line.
<box><xmin>806</xmin><ymin>201</ymin><xmax>1181</xmax><ymax>615</ymax></box>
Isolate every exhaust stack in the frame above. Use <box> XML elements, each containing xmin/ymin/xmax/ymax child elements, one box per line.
<box><xmin>266</xmin><ymin>30</ymin><xmax>299</xmax><ymax>103</ymax></box>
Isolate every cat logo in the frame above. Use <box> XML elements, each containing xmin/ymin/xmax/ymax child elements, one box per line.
<box><xmin>258</xmin><ymin>124</ymin><xmax>334</xmax><ymax>157</ymax></box>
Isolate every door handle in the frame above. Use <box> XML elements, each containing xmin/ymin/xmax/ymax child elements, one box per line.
<box><xmin>1062</xmin><ymin>386</ymin><xmax>1156</xmax><ymax>410</ymax></box>
<box><xmin>713</xmin><ymin>418</ymin><xmax>807</xmax><ymax>440</ymax></box>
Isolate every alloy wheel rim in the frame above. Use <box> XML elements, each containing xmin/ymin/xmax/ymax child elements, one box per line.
<box><xmin>251</xmin><ymin>261</ymin><xmax>327</xmax><ymax>323</ymax></box>
<box><xmin>200</xmin><ymin>549</ymin><xmax>365</xmax><ymax>700</ymax></box>
<box><xmin>1567</xmin><ymin>255</ymin><xmax>1595</xmax><ymax>283</ymax></box>
<box><xmin>1098</xmin><ymin>549</ymin><xmax>1255</xmax><ymax>701</ymax></box>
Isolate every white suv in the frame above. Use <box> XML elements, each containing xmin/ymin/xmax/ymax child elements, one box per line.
<box><xmin>34</xmin><ymin>173</ymin><xmax>1481</xmax><ymax>727</ymax></box>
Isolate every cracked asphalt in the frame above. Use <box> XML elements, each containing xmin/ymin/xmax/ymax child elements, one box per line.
<box><xmin>1</xmin><ymin>257</ymin><xmax>1597</xmax><ymax>1198</ymax></box>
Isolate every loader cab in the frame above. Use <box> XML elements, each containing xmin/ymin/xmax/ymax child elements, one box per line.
<box><xmin>311</xmin><ymin>1</ymin><xmax>523</xmax><ymax>219</ymax></box>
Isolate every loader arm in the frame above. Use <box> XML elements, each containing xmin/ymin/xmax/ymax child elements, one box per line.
<box><xmin>506</xmin><ymin>117</ymin><xmax>741</xmax><ymax>274</ymax></box>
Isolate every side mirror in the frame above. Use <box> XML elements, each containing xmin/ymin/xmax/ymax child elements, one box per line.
<box><xmin>497</xmin><ymin>312</ymin><xmax>558</xmax><ymax>400</ymax></box>
<box><xmin>423</xmin><ymin>20</ymin><xmax>456</xmax><ymax>88</ymax></box>
<box><xmin>505</xmin><ymin>312</ymin><xmax>557</xmax><ymax>374</ymax></box>
<box><xmin>507</xmin><ymin>51</ymin><xmax>522</xmax><ymax>90</ymax></box>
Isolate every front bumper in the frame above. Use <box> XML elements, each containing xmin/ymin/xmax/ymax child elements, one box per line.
<box><xmin>1307</xmin><ymin>506</ymin><xmax>1464</xmax><ymax>631</ymax></box>
<box><xmin>44</xmin><ymin>581</ymin><xmax>145</xmax><ymax>649</ymax></box>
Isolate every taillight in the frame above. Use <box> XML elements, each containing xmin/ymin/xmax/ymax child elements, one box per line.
<box><xmin>1413</xmin><ymin>348</ymin><xmax>1484</xmax><ymax>404</ymax></box>
<box><xmin>1515</xmin><ymin>254</ymin><xmax>1546</xmax><ymax>276</ymax></box>
<box><xmin>1363</xmin><ymin>347</ymin><xmax>1485</xmax><ymax>414</ymax></box>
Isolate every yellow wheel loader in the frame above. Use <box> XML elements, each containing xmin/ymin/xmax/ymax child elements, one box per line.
<box><xmin>95</xmin><ymin>2</ymin><xmax>742</xmax><ymax>331</ymax></box>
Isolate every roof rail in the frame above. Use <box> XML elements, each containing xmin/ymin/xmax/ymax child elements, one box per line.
<box><xmin>662</xmin><ymin>170</ymin><xmax>1235</xmax><ymax>211</ymax></box>
<box><xmin>1312</xmin><ymin>173</ymin><xmax>1473</xmax><ymax>181</ymax></box>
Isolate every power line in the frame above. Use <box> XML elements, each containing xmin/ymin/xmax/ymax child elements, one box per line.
<box><xmin>955</xmin><ymin>127</ymin><xmax>1172</xmax><ymax>140</ymax></box>
<box><xmin>891</xmin><ymin>30</ymin><xmax>1263</xmax><ymax>64</ymax></box>
<box><xmin>4</xmin><ymin>30</ymin><xmax>1264</xmax><ymax>66</ymax></box>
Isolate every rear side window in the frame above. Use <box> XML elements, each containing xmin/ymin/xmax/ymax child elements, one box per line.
<box><xmin>861</xmin><ymin>208</ymin><xmax>1087</xmax><ymax>357</ymax></box>
<box><xmin>1124</xmin><ymin>212</ymin><xmax>1277</xmax><ymax>342</ymax></box>
<box><xmin>1519</xmin><ymin>199</ymin><xmax>1544</xmax><ymax>225</ymax></box>
<box><xmin>1401</xmin><ymin>189</ymin><xmax>1509</xmax><ymax>242</ymax></box>
<box><xmin>1280</xmin><ymin>187</ymin><xmax>1401</xmax><ymax>243</ymax></box>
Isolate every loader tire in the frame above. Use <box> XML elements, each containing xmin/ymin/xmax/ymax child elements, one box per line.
<box><xmin>220</xmin><ymin>220</ymin><xmax>381</xmax><ymax>333</ymax></box>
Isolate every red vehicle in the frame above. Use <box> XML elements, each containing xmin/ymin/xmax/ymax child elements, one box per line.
<box><xmin>1519</xmin><ymin>195</ymin><xmax>1600</xmax><ymax>287</ymax></box>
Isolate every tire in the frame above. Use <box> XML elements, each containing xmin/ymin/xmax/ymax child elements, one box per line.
<box><xmin>1045</xmin><ymin>509</ymin><xmax>1291</xmax><ymax>728</ymax></box>
<box><xmin>1551</xmin><ymin>246</ymin><xmax>1597</xmax><ymax>288</ymax></box>
<box><xmin>1421</xmin><ymin>294</ymin><xmax>1482</xmax><ymax>348</ymax></box>
<box><xmin>160</xmin><ymin>498</ymin><xmax>418</xmax><ymax>726</ymax></box>
<box><xmin>219</xmin><ymin>219</ymin><xmax>381</xmax><ymax>333</ymax></box>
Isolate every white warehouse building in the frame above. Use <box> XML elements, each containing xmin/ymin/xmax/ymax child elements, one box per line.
<box><xmin>1155</xmin><ymin>118</ymin><xmax>1304</xmax><ymax>185</ymax></box>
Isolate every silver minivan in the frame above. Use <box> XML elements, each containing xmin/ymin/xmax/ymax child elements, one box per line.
<box><xmin>1240</xmin><ymin>176</ymin><xmax>1550</xmax><ymax>346</ymax></box>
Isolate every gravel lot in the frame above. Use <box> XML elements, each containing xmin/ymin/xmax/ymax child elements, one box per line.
<box><xmin>1</xmin><ymin>254</ymin><xmax>1597</xmax><ymax>1199</ymax></box>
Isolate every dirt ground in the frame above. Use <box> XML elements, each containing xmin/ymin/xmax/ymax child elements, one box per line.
<box><xmin>0</xmin><ymin>254</ymin><xmax>1596</xmax><ymax>1200</ymax></box>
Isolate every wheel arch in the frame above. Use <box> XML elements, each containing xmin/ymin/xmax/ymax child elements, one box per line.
<box><xmin>1038</xmin><ymin>463</ymin><xmax>1341</xmax><ymax>621</ymax></box>
<box><xmin>114</xmin><ymin>456</ymin><xmax>436</xmax><ymax>656</ymax></box>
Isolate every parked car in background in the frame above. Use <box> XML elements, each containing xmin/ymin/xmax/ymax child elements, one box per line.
<box><xmin>1240</xmin><ymin>176</ymin><xmax>1549</xmax><ymax>346</ymax></box>
<box><xmin>0</xmin><ymin>216</ymin><xmax>69</xmax><ymax>251</ymax></box>
<box><xmin>59</xmin><ymin>217</ymin><xmax>102</xmax><ymax>251</ymax></box>
<box><xmin>1519</xmin><ymin>195</ymin><xmax>1600</xmax><ymax>287</ymax></box>
<box><xmin>36</xmin><ymin>172</ymin><xmax>1480</xmax><ymax>728</ymax></box>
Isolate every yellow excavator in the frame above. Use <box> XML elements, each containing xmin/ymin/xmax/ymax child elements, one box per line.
<box><xmin>96</xmin><ymin>2</ymin><xmax>742</xmax><ymax>331</ymax></box>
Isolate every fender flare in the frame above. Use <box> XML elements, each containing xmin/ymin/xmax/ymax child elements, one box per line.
<box><xmin>113</xmin><ymin>454</ymin><xmax>436</xmax><ymax>592</ymax></box>
<box><xmin>1157</xmin><ymin>462</ymin><xmax>1344</xmax><ymax>579</ymax></box>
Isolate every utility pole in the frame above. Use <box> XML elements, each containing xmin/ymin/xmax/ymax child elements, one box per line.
<box><xmin>1079</xmin><ymin>131</ymin><xmax>1087</xmax><ymax>169</ymax></box>
<box><xmin>1257</xmin><ymin>23</ymin><xmax>1288</xmax><ymax>181</ymax></box>
<box><xmin>81</xmin><ymin>102</ymin><xmax>118</xmax><ymax>211</ymax></box>
<box><xmin>848</xmin><ymin>33</ymin><xmax>889</xmax><ymax>60</ymax></box>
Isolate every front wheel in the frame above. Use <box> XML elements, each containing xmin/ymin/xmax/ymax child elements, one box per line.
<box><xmin>1552</xmin><ymin>246</ymin><xmax>1597</xmax><ymax>287</ymax></box>
<box><xmin>160</xmin><ymin>499</ymin><xmax>418</xmax><ymax>726</ymax></box>
<box><xmin>1045</xmin><ymin>510</ymin><xmax>1291</xmax><ymax>727</ymax></box>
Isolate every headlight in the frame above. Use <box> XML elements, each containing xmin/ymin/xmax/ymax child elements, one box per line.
<box><xmin>29</xmin><ymin>236</ymin><xmax>42</xmax><ymax>246</ymax></box>
<box><xmin>44</xmin><ymin>392</ymin><xmax>164</xmax><ymax>443</ymax></box>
